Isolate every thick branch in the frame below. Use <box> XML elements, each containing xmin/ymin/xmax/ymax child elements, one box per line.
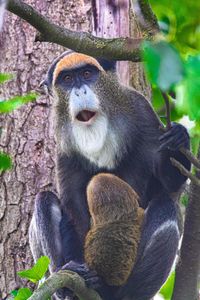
<box><xmin>133</xmin><ymin>0</ymin><xmax>159</xmax><ymax>36</ymax></box>
<box><xmin>29</xmin><ymin>270</ymin><xmax>102</xmax><ymax>300</ymax></box>
<box><xmin>172</xmin><ymin>145</ymin><xmax>200</xmax><ymax>300</ymax></box>
<box><xmin>7</xmin><ymin>0</ymin><xmax>143</xmax><ymax>61</ymax></box>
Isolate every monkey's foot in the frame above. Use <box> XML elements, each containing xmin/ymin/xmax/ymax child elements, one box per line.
<box><xmin>61</xmin><ymin>260</ymin><xmax>103</xmax><ymax>290</ymax></box>
<box><xmin>56</xmin><ymin>287</ymin><xmax>74</xmax><ymax>300</ymax></box>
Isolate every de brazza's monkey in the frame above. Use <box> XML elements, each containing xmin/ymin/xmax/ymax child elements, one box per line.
<box><xmin>29</xmin><ymin>51</ymin><xmax>190</xmax><ymax>300</ymax></box>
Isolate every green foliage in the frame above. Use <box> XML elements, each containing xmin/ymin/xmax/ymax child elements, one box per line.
<box><xmin>13</xmin><ymin>288</ymin><xmax>32</xmax><ymax>300</ymax></box>
<box><xmin>159</xmin><ymin>271</ymin><xmax>175</xmax><ymax>300</ymax></box>
<box><xmin>144</xmin><ymin>1</ymin><xmax>200</xmax><ymax>145</ymax></box>
<box><xmin>11</xmin><ymin>290</ymin><xmax>19</xmax><ymax>297</ymax></box>
<box><xmin>0</xmin><ymin>74</ymin><xmax>37</xmax><ymax>172</ymax></box>
<box><xmin>149</xmin><ymin>0</ymin><xmax>200</xmax><ymax>56</ymax></box>
<box><xmin>0</xmin><ymin>152</ymin><xmax>12</xmax><ymax>171</ymax></box>
<box><xmin>9</xmin><ymin>256</ymin><xmax>51</xmax><ymax>300</ymax></box>
<box><xmin>17</xmin><ymin>256</ymin><xmax>50</xmax><ymax>283</ymax></box>
<box><xmin>0</xmin><ymin>73</ymin><xmax>13</xmax><ymax>83</ymax></box>
<box><xmin>176</xmin><ymin>55</ymin><xmax>200</xmax><ymax>121</ymax></box>
<box><xmin>0</xmin><ymin>93</ymin><xmax>37</xmax><ymax>113</ymax></box>
<box><xmin>143</xmin><ymin>40</ymin><xmax>200</xmax><ymax>128</ymax></box>
<box><xmin>143</xmin><ymin>41</ymin><xmax>184</xmax><ymax>91</ymax></box>
<box><xmin>190</xmin><ymin>123</ymin><xmax>200</xmax><ymax>155</ymax></box>
<box><xmin>181</xmin><ymin>194</ymin><xmax>189</xmax><ymax>207</ymax></box>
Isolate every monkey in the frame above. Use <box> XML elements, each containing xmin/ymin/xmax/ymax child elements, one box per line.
<box><xmin>29</xmin><ymin>50</ymin><xmax>190</xmax><ymax>300</ymax></box>
<box><xmin>84</xmin><ymin>173</ymin><xmax>144</xmax><ymax>286</ymax></box>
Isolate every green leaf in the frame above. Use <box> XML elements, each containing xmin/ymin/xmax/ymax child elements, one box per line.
<box><xmin>152</xmin><ymin>86</ymin><xmax>165</xmax><ymax>111</ymax></box>
<box><xmin>0</xmin><ymin>152</ymin><xmax>12</xmax><ymax>171</ymax></box>
<box><xmin>176</xmin><ymin>55</ymin><xmax>200</xmax><ymax>121</ymax></box>
<box><xmin>159</xmin><ymin>271</ymin><xmax>175</xmax><ymax>300</ymax></box>
<box><xmin>14</xmin><ymin>288</ymin><xmax>32</xmax><ymax>300</ymax></box>
<box><xmin>143</xmin><ymin>41</ymin><xmax>184</xmax><ymax>91</ymax></box>
<box><xmin>181</xmin><ymin>194</ymin><xmax>189</xmax><ymax>207</ymax></box>
<box><xmin>11</xmin><ymin>290</ymin><xmax>18</xmax><ymax>297</ymax></box>
<box><xmin>17</xmin><ymin>256</ymin><xmax>50</xmax><ymax>283</ymax></box>
<box><xmin>0</xmin><ymin>93</ymin><xmax>37</xmax><ymax>113</ymax></box>
<box><xmin>190</xmin><ymin>122</ymin><xmax>200</xmax><ymax>155</ymax></box>
<box><xmin>149</xmin><ymin>0</ymin><xmax>200</xmax><ymax>54</ymax></box>
<box><xmin>0</xmin><ymin>73</ymin><xmax>13</xmax><ymax>83</ymax></box>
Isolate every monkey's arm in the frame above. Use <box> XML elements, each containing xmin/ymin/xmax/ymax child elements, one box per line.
<box><xmin>154</xmin><ymin>122</ymin><xmax>191</xmax><ymax>192</ymax></box>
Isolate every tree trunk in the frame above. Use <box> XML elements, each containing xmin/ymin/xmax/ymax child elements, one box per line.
<box><xmin>90</xmin><ymin>0</ymin><xmax>151</xmax><ymax>97</ymax></box>
<box><xmin>172</xmin><ymin>146</ymin><xmax>200</xmax><ymax>300</ymax></box>
<box><xmin>0</xmin><ymin>1</ymin><xmax>90</xmax><ymax>297</ymax></box>
<box><xmin>0</xmin><ymin>1</ymin><xmax>149</xmax><ymax>298</ymax></box>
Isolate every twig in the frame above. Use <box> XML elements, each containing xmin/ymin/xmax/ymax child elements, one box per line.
<box><xmin>161</xmin><ymin>92</ymin><xmax>171</xmax><ymax>130</ymax></box>
<box><xmin>6</xmin><ymin>0</ymin><xmax>144</xmax><ymax>61</ymax></box>
<box><xmin>160</xmin><ymin>93</ymin><xmax>200</xmax><ymax>171</ymax></box>
<box><xmin>180</xmin><ymin>147</ymin><xmax>200</xmax><ymax>169</ymax></box>
<box><xmin>28</xmin><ymin>270</ymin><xmax>102</xmax><ymax>300</ymax></box>
<box><xmin>170</xmin><ymin>158</ymin><xmax>200</xmax><ymax>186</ymax></box>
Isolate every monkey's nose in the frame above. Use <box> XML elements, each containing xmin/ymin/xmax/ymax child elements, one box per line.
<box><xmin>74</xmin><ymin>86</ymin><xmax>87</xmax><ymax>97</ymax></box>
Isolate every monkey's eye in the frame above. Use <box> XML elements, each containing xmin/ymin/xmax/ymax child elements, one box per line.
<box><xmin>63</xmin><ymin>74</ymin><xmax>73</xmax><ymax>84</ymax></box>
<box><xmin>83</xmin><ymin>70</ymin><xmax>92</xmax><ymax>80</ymax></box>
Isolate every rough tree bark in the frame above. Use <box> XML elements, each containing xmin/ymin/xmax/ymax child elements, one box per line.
<box><xmin>0</xmin><ymin>1</ymin><xmax>90</xmax><ymax>297</ymax></box>
<box><xmin>89</xmin><ymin>0</ymin><xmax>150</xmax><ymax>95</ymax></box>
<box><xmin>0</xmin><ymin>1</ymin><xmax>149</xmax><ymax>298</ymax></box>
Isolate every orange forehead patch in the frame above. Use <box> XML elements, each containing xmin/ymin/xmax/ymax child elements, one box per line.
<box><xmin>53</xmin><ymin>53</ymin><xmax>105</xmax><ymax>85</ymax></box>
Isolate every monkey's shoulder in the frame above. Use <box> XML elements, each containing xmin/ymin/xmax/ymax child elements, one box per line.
<box><xmin>123</xmin><ymin>86</ymin><xmax>163</xmax><ymax>128</ymax></box>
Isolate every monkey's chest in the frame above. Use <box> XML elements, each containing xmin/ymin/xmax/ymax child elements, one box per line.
<box><xmin>113</xmin><ymin>158</ymin><xmax>152</xmax><ymax>208</ymax></box>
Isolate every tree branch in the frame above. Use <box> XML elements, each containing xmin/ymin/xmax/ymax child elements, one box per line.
<box><xmin>29</xmin><ymin>270</ymin><xmax>102</xmax><ymax>300</ymax></box>
<box><xmin>6</xmin><ymin>0</ymin><xmax>144</xmax><ymax>61</ymax></box>
<box><xmin>172</xmin><ymin>145</ymin><xmax>200</xmax><ymax>300</ymax></box>
<box><xmin>180</xmin><ymin>147</ymin><xmax>200</xmax><ymax>169</ymax></box>
<box><xmin>161</xmin><ymin>92</ymin><xmax>171</xmax><ymax>130</ymax></box>
<box><xmin>133</xmin><ymin>0</ymin><xmax>159</xmax><ymax>36</ymax></box>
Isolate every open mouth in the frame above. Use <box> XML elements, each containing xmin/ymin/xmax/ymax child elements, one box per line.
<box><xmin>76</xmin><ymin>110</ymin><xmax>97</xmax><ymax>123</ymax></box>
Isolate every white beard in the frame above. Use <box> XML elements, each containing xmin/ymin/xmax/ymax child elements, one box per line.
<box><xmin>72</xmin><ymin>114</ymin><xmax>119</xmax><ymax>169</ymax></box>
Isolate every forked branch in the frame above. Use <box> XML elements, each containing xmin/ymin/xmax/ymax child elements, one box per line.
<box><xmin>7</xmin><ymin>0</ymin><xmax>143</xmax><ymax>61</ymax></box>
<box><xmin>28</xmin><ymin>270</ymin><xmax>102</xmax><ymax>300</ymax></box>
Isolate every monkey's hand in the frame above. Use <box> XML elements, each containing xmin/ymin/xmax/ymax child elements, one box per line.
<box><xmin>154</xmin><ymin>122</ymin><xmax>190</xmax><ymax>192</ymax></box>
<box><xmin>158</xmin><ymin>122</ymin><xmax>189</xmax><ymax>152</ymax></box>
<box><xmin>56</xmin><ymin>286</ymin><xmax>74</xmax><ymax>300</ymax></box>
<box><xmin>55</xmin><ymin>265</ymin><xmax>74</xmax><ymax>300</ymax></box>
<box><xmin>60</xmin><ymin>260</ymin><xmax>103</xmax><ymax>290</ymax></box>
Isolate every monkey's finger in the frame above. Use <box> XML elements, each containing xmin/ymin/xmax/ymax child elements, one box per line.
<box><xmin>56</xmin><ymin>287</ymin><xmax>73</xmax><ymax>299</ymax></box>
<box><xmin>159</xmin><ymin>127</ymin><xmax>179</xmax><ymax>142</ymax></box>
<box><xmin>159</xmin><ymin>136</ymin><xmax>185</xmax><ymax>152</ymax></box>
<box><xmin>158</xmin><ymin>136</ymin><xmax>177</xmax><ymax>152</ymax></box>
<box><xmin>80</xmin><ymin>269</ymin><xmax>98</xmax><ymax>279</ymax></box>
<box><xmin>170</xmin><ymin>137</ymin><xmax>189</xmax><ymax>152</ymax></box>
<box><xmin>85</xmin><ymin>276</ymin><xmax>103</xmax><ymax>289</ymax></box>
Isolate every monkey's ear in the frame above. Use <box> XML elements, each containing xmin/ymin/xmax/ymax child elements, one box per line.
<box><xmin>39</xmin><ymin>78</ymin><xmax>52</xmax><ymax>95</ymax></box>
<box><xmin>41</xmin><ymin>50</ymin><xmax>73</xmax><ymax>95</ymax></box>
<box><xmin>97</xmin><ymin>58</ymin><xmax>117</xmax><ymax>72</ymax></box>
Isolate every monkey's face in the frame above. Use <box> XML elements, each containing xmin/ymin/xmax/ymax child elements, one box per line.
<box><xmin>54</xmin><ymin>63</ymin><xmax>103</xmax><ymax>124</ymax></box>
<box><xmin>47</xmin><ymin>52</ymin><xmax>123</xmax><ymax>168</ymax></box>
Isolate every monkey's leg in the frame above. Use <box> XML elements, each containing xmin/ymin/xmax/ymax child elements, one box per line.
<box><xmin>29</xmin><ymin>191</ymin><xmax>63</xmax><ymax>273</ymax></box>
<box><xmin>29</xmin><ymin>192</ymin><xmax>82</xmax><ymax>300</ymax></box>
<box><xmin>115</xmin><ymin>193</ymin><xmax>180</xmax><ymax>300</ymax></box>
